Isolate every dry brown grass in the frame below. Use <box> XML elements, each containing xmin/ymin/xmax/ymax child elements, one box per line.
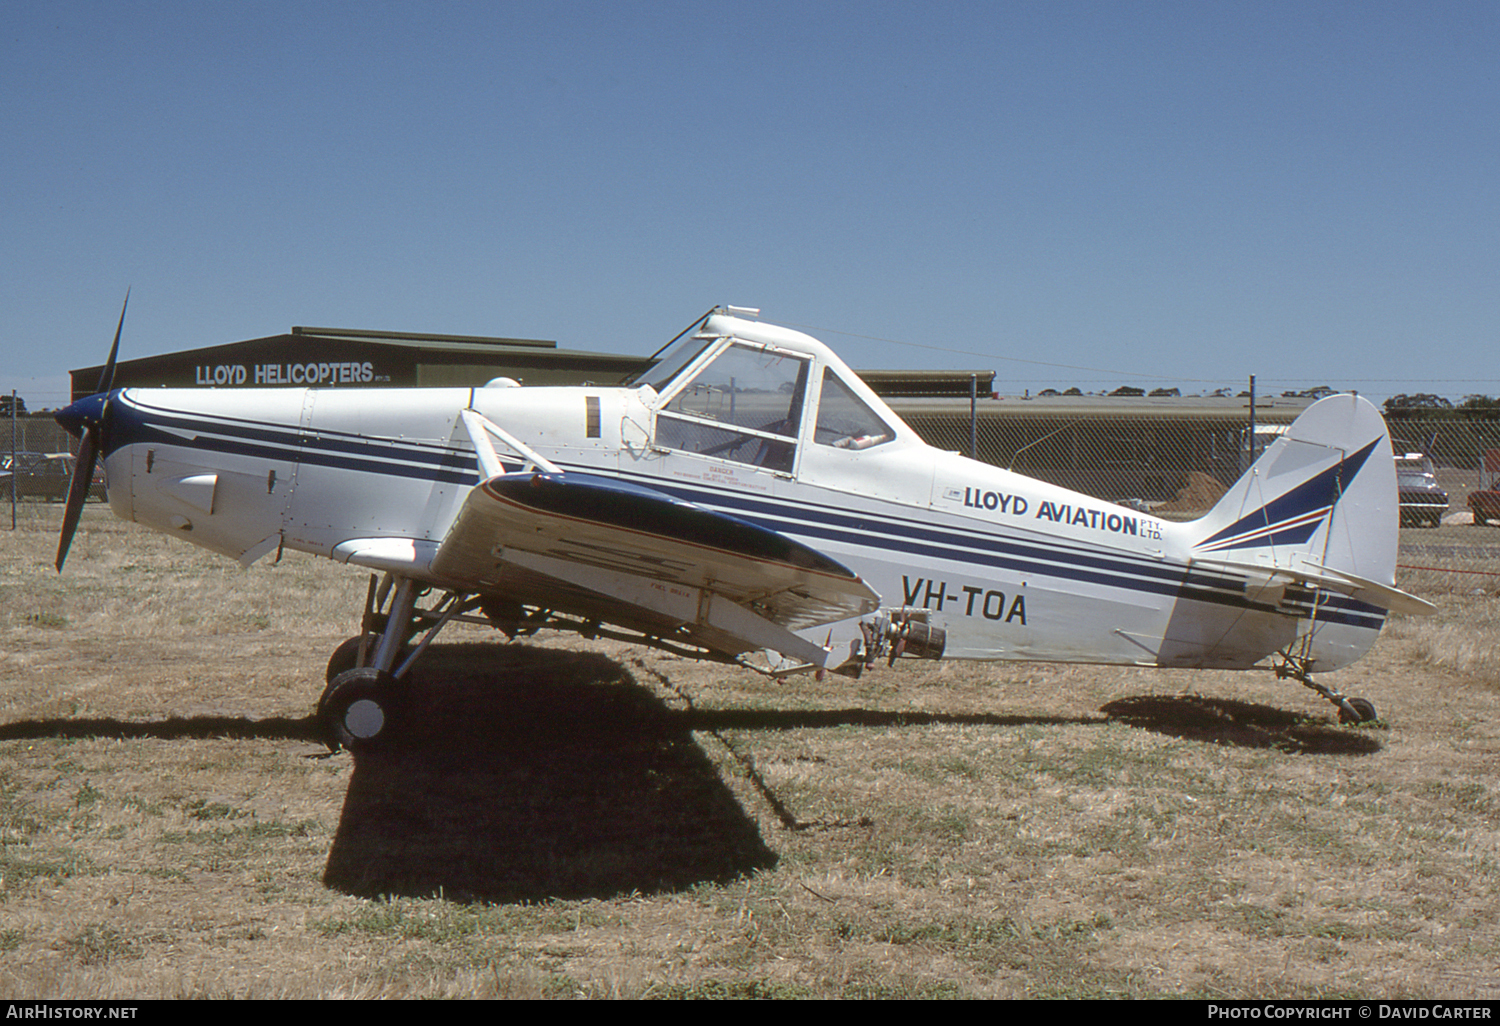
<box><xmin>3</xmin><ymin>504</ymin><xmax>1500</xmax><ymax>998</ymax></box>
<box><xmin>1385</xmin><ymin>601</ymin><xmax>1500</xmax><ymax>688</ymax></box>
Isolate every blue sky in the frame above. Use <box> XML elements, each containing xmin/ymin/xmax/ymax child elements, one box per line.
<box><xmin>3</xmin><ymin>0</ymin><xmax>1496</xmax><ymax>409</ymax></box>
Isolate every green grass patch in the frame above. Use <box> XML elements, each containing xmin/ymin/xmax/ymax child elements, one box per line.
<box><xmin>0</xmin><ymin>849</ymin><xmax>95</xmax><ymax>892</ymax></box>
<box><xmin>643</xmin><ymin>977</ymin><xmax>818</xmax><ymax>999</ymax></box>
<box><xmin>26</xmin><ymin>611</ymin><xmax>69</xmax><ymax>629</ymax></box>
<box><xmin>313</xmin><ymin>900</ymin><xmax>529</xmax><ymax>943</ymax></box>
<box><xmin>61</xmin><ymin>924</ymin><xmax>139</xmax><ymax>965</ymax></box>
<box><xmin>183</xmin><ymin>799</ymin><xmax>252</xmax><ymax>821</ymax></box>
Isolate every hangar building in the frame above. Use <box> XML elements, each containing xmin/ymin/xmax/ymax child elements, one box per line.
<box><xmin>70</xmin><ymin>326</ymin><xmax>651</xmax><ymax>401</ymax></box>
<box><xmin>70</xmin><ymin>325</ymin><xmax>994</xmax><ymax>402</ymax></box>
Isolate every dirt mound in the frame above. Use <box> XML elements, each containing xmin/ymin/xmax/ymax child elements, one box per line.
<box><xmin>1155</xmin><ymin>470</ymin><xmax>1227</xmax><ymax>513</ymax></box>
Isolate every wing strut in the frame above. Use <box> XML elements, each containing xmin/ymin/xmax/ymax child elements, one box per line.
<box><xmin>459</xmin><ymin>408</ymin><xmax>562</xmax><ymax>477</ymax></box>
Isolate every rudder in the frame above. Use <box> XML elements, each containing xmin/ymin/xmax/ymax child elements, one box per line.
<box><xmin>1187</xmin><ymin>394</ymin><xmax>1415</xmax><ymax>672</ymax></box>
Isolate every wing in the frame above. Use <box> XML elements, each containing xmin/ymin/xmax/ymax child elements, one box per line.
<box><xmin>428</xmin><ymin>471</ymin><xmax>880</xmax><ymax>664</ymax></box>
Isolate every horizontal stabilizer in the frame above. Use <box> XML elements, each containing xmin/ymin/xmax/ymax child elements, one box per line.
<box><xmin>1192</xmin><ymin>556</ymin><xmax>1436</xmax><ymax>617</ymax></box>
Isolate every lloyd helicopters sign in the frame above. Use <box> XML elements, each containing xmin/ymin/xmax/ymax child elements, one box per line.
<box><xmin>194</xmin><ymin>361</ymin><xmax>384</xmax><ymax>386</ymax></box>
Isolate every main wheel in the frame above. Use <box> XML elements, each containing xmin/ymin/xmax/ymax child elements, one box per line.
<box><xmin>326</xmin><ymin>634</ymin><xmax>374</xmax><ymax>684</ymax></box>
<box><xmin>321</xmin><ymin>668</ymin><xmax>404</xmax><ymax>752</ymax></box>
<box><xmin>1338</xmin><ymin>697</ymin><xmax>1378</xmax><ymax>725</ymax></box>
<box><xmin>325</xmin><ymin>633</ymin><xmax>414</xmax><ymax>684</ymax></box>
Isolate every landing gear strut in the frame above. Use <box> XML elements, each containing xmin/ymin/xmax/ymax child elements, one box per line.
<box><xmin>1273</xmin><ymin>656</ymin><xmax>1378</xmax><ymax>725</ymax></box>
<box><xmin>318</xmin><ymin>573</ymin><xmax>481</xmax><ymax>752</ymax></box>
<box><xmin>314</xmin><ymin>573</ymin><xmax>754</xmax><ymax>750</ymax></box>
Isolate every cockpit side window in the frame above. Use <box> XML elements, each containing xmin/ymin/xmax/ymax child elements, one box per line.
<box><xmin>655</xmin><ymin>343</ymin><xmax>811</xmax><ymax>472</ymax></box>
<box><xmin>813</xmin><ymin>370</ymin><xmax>894</xmax><ymax>450</ymax></box>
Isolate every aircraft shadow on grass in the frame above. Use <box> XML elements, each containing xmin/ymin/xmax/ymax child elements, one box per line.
<box><xmin>1100</xmin><ymin>694</ymin><xmax>1384</xmax><ymax>756</ymax></box>
<box><xmin>320</xmin><ymin>644</ymin><xmax>781</xmax><ymax>903</ymax></box>
<box><xmin>0</xmin><ymin>644</ymin><xmax>1379</xmax><ymax>901</ymax></box>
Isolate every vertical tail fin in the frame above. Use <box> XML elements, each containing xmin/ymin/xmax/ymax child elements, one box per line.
<box><xmin>1192</xmin><ymin>393</ymin><xmax>1399</xmax><ymax>588</ymax></box>
<box><xmin>1186</xmin><ymin>394</ymin><xmax>1435</xmax><ymax>671</ymax></box>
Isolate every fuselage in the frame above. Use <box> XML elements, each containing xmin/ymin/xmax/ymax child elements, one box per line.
<box><xmin>84</xmin><ymin>315</ymin><xmax>1388</xmax><ymax>674</ymax></box>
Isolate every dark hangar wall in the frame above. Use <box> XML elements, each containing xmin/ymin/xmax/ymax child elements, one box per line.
<box><xmin>70</xmin><ymin>325</ymin><xmax>994</xmax><ymax>402</ymax></box>
<box><xmin>70</xmin><ymin>327</ymin><xmax>650</xmax><ymax>402</ymax></box>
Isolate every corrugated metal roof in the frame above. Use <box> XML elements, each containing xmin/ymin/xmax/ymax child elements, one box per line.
<box><xmin>290</xmin><ymin>326</ymin><xmax>557</xmax><ymax>350</ymax></box>
<box><xmin>886</xmin><ymin>393</ymin><xmax>1318</xmax><ymax>421</ymax></box>
<box><xmin>852</xmin><ymin>369</ymin><xmax>996</xmax><ymax>397</ymax></box>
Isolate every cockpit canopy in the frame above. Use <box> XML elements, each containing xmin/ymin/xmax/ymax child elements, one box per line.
<box><xmin>633</xmin><ymin>313</ymin><xmax>901</xmax><ymax>473</ymax></box>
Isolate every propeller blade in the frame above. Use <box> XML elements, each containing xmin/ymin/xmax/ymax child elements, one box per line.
<box><xmin>58</xmin><ymin>291</ymin><xmax>130</xmax><ymax>571</ymax></box>
<box><xmin>56</xmin><ymin>426</ymin><xmax>100</xmax><ymax>572</ymax></box>
<box><xmin>96</xmin><ymin>288</ymin><xmax>129</xmax><ymax>394</ymax></box>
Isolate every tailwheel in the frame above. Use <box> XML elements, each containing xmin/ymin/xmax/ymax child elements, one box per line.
<box><xmin>321</xmin><ymin>668</ymin><xmax>404</xmax><ymax>753</ymax></box>
<box><xmin>1338</xmin><ymin>696</ymin><xmax>1378</xmax><ymax>725</ymax></box>
<box><xmin>1274</xmin><ymin>657</ymin><xmax>1379</xmax><ymax>726</ymax></box>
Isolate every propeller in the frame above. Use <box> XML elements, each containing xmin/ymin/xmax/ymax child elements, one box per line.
<box><xmin>54</xmin><ymin>290</ymin><xmax>128</xmax><ymax>572</ymax></box>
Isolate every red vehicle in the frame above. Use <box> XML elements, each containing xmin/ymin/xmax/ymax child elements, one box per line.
<box><xmin>1469</xmin><ymin>450</ymin><xmax>1500</xmax><ymax>527</ymax></box>
<box><xmin>1472</xmin><ymin>490</ymin><xmax>1500</xmax><ymax>526</ymax></box>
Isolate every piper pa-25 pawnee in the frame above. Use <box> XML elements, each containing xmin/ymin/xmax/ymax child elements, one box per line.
<box><xmin>55</xmin><ymin>302</ymin><xmax>1435</xmax><ymax>750</ymax></box>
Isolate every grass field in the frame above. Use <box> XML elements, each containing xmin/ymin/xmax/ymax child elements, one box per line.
<box><xmin>2</xmin><ymin>504</ymin><xmax>1499</xmax><ymax>998</ymax></box>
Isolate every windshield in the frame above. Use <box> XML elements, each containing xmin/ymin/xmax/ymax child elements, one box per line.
<box><xmin>653</xmin><ymin>342</ymin><xmax>812</xmax><ymax>474</ymax></box>
<box><xmin>631</xmin><ymin>334</ymin><xmax>719</xmax><ymax>393</ymax></box>
<box><xmin>661</xmin><ymin>344</ymin><xmax>808</xmax><ymax>429</ymax></box>
<box><xmin>1394</xmin><ymin>459</ymin><xmax>1435</xmax><ymax>485</ymax></box>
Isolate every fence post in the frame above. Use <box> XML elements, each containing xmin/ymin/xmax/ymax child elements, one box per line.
<box><xmin>969</xmin><ymin>374</ymin><xmax>977</xmax><ymax>460</ymax></box>
<box><xmin>8</xmin><ymin>390</ymin><xmax>15</xmax><ymax>530</ymax></box>
<box><xmin>1248</xmin><ymin>375</ymin><xmax>1257</xmax><ymax>466</ymax></box>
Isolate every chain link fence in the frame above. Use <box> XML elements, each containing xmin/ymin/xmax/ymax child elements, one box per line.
<box><xmin>3</xmin><ymin>413</ymin><xmax>75</xmax><ymax>458</ymax></box>
<box><xmin>8</xmin><ymin>398</ymin><xmax>1498</xmax><ymax>599</ymax></box>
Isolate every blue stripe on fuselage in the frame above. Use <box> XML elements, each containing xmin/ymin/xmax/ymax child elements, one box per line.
<box><xmin>611</xmin><ymin>472</ymin><xmax>1386</xmax><ymax>630</ymax></box>
<box><xmin>115</xmin><ymin>395</ymin><xmax>482</xmax><ymax>486</ymax></box>
<box><xmin>115</xmin><ymin>396</ymin><xmax>1385</xmax><ymax>630</ymax></box>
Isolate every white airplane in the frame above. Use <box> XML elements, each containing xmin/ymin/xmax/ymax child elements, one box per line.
<box><xmin>55</xmin><ymin>303</ymin><xmax>1435</xmax><ymax>750</ymax></box>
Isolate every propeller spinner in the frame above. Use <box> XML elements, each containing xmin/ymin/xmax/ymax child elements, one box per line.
<box><xmin>54</xmin><ymin>290</ymin><xmax>128</xmax><ymax>571</ymax></box>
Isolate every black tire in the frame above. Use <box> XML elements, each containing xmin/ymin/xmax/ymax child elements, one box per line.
<box><xmin>321</xmin><ymin>668</ymin><xmax>404</xmax><ymax>752</ymax></box>
<box><xmin>324</xmin><ymin>633</ymin><xmax>413</xmax><ymax>684</ymax></box>
<box><xmin>326</xmin><ymin>634</ymin><xmax>378</xmax><ymax>684</ymax></box>
<box><xmin>1339</xmin><ymin>697</ymin><xmax>1378</xmax><ymax>725</ymax></box>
